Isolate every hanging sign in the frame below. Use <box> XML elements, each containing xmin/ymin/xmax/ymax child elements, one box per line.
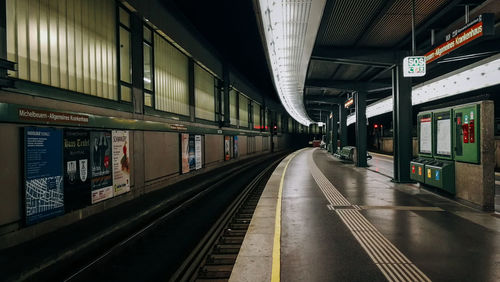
<box><xmin>344</xmin><ymin>98</ymin><xmax>354</xmax><ymax>108</ymax></box>
<box><xmin>425</xmin><ymin>14</ymin><xmax>494</xmax><ymax>64</ymax></box>
<box><xmin>403</xmin><ymin>56</ymin><xmax>426</xmax><ymax>77</ymax></box>
<box><xmin>24</xmin><ymin>127</ymin><xmax>64</xmax><ymax>225</ymax></box>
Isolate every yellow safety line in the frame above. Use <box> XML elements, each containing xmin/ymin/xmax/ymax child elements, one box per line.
<box><xmin>271</xmin><ymin>151</ymin><xmax>299</xmax><ymax>282</ymax></box>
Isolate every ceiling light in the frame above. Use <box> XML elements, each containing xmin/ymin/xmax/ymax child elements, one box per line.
<box><xmin>256</xmin><ymin>0</ymin><xmax>326</xmax><ymax>126</ymax></box>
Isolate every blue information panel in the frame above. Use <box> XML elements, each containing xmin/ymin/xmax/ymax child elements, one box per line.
<box><xmin>24</xmin><ymin>127</ymin><xmax>64</xmax><ymax>225</ymax></box>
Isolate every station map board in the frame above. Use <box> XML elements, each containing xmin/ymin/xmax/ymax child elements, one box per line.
<box><xmin>434</xmin><ymin>110</ymin><xmax>453</xmax><ymax>160</ymax></box>
<box><xmin>418</xmin><ymin>113</ymin><xmax>433</xmax><ymax>157</ymax></box>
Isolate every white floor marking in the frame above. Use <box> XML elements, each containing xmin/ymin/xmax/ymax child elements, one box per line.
<box><xmin>307</xmin><ymin>149</ymin><xmax>432</xmax><ymax>282</ymax></box>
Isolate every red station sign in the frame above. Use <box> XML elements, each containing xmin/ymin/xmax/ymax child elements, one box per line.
<box><xmin>425</xmin><ymin>14</ymin><xmax>494</xmax><ymax>64</ymax></box>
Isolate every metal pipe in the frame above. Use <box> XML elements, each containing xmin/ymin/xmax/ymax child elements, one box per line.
<box><xmin>411</xmin><ymin>0</ymin><xmax>416</xmax><ymax>55</ymax></box>
<box><xmin>465</xmin><ymin>4</ymin><xmax>469</xmax><ymax>24</ymax></box>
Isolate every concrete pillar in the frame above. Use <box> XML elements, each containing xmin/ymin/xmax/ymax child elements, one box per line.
<box><xmin>332</xmin><ymin>105</ymin><xmax>339</xmax><ymax>153</ymax></box>
<box><xmin>223</xmin><ymin>65</ymin><xmax>230</xmax><ymax>126</ymax></box>
<box><xmin>392</xmin><ymin>61</ymin><xmax>413</xmax><ymax>182</ymax></box>
<box><xmin>355</xmin><ymin>92</ymin><xmax>367</xmax><ymax>167</ymax></box>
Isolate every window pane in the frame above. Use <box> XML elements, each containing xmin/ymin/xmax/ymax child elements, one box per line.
<box><xmin>6</xmin><ymin>0</ymin><xmax>117</xmax><ymax>100</ymax></box>
<box><xmin>143</xmin><ymin>25</ymin><xmax>152</xmax><ymax>42</ymax></box>
<box><xmin>253</xmin><ymin>103</ymin><xmax>260</xmax><ymax>129</ymax></box>
<box><xmin>143</xmin><ymin>43</ymin><xmax>152</xmax><ymax>90</ymax></box>
<box><xmin>121</xmin><ymin>85</ymin><xmax>132</xmax><ymax>102</ymax></box>
<box><xmin>239</xmin><ymin>95</ymin><xmax>248</xmax><ymax>128</ymax></box>
<box><xmin>194</xmin><ymin>64</ymin><xmax>215</xmax><ymax>121</ymax></box>
<box><xmin>230</xmin><ymin>90</ymin><xmax>237</xmax><ymax>125</ymax></box>
<box><xmin>145</xmin><ymin>93</ymin><xmax>153</xmax><ymax>107</ymax></box>
<box><xmin>154</xmin><ymin>33</ymin><xmax>189</xmax><ymax>115</ymax></box>
<box><xmin>120</xmin><ymin>27</ymin><xmax>131</xmax><ymax>83</ymax></box>
<box><xmin>119</xmin><ymin>7</ymin><xmax>130</xmax><ymax>27</ymax></box>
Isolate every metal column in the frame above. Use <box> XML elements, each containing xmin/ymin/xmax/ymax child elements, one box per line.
<box><xmin>130</xmin><ymin>14</ymin><xmax>144</xmax><ymax>114</ymax></box>
<box><xmin>0</xmin><ymin>0</ymin><xmax>5</xmax><ymax>60</ymax></box>
<box><xmin>223</xmin><ymin>65</ymin><xmax>230</xmax><ymax>127</ymax></box>
<box><xmin>332</xmin><ymin>104</ymin><xmax>339</xmax><ymax>154</ymax></box>
<box><xmin>188</xmin><ymin>58</ymin><xmax>195</xmax><ymax>122</ymax></box>
<box><xmin>339</xmin><ymin>104</ymin><xmax>348</xmax><ymax>148</ymax></box>
<box><xmin>355</xmin><ymin>92</ymin><xmax>367</xmax><ymax>167</ymax></box>
<box><xmin>392</xmin><ymin>62</ymin><xmax>413</xmax><ymax>182</ymax></box>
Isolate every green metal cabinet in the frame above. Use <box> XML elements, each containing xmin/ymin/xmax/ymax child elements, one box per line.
<box><xmin>424</xmin><ymin>160</ymin><xmax>455</xmax><ymax>194</ymax></box>
<box><xmin>453</xmin><ymin>104</ymin><xmax>480</xmax><ymax>164</ymax></box>
<box><xmin>410</xmin><ymin>158</ymin><xmax>432</xmax><ymax>183</ymax></box>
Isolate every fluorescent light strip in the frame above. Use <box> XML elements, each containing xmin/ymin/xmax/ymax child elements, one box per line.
<box><xmin>258</xmin><ymin>0</ymin><xmax>326</xmax><ymax>126</ymax></box>
<box><xmin>347</xmin><ymin>54</ymin><xmax>500</xmax><ymax>126</ymax></box>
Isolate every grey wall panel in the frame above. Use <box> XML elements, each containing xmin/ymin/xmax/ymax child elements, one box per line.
<box><xmin>256</xmin><ymin>136</ymin><xmax>262</xmax><ymax>152</ymax></box>
<box><xmin>204</xmin><ymin>134</ymin><xmax>223</xmax><ymax>165</ymax></box>
<box><xmin>0</xmin><ymin>124</ymin><xmax>21</xmax><ymax>226</ymax></box>
<box><xmin>144</xmin><ymin>131</ymin><xmax>179</xmax><ymax>181</ymax></box>
<box><xmin>239</xmin><ymin>135</ymin><xmax>247</xmax><ymax>156</ymax></box>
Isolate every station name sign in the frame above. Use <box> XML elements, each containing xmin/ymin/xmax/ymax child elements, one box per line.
<box><xmin>425</xmin><ymin>14</ymin><xmax>494</xmax><ymax>64</ymax></box>
<box><xmin>19</xmin><ymin>108</ymin><xmax>89</xmax><ymax>124</ymax></box>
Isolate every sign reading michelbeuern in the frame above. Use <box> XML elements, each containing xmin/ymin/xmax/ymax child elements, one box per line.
<box><xmin>425</xmin><ymin>14</ymin><xmax>494</xmax><ymax>64</ymax></box>
<box><xmin>19</xmin><ymin>108</ymin><xmax>89</xmax><ymax>124</ymax></box>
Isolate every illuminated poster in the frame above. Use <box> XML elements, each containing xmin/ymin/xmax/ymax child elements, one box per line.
<box><xmin>233</xmin><ymin>136</ymin><xmax>239</xmax><ymax>158</ymax></box>
<box><xmin>181</xmin><ymin>133</ymin><xmax>190</xmax><ymax>173</ymax></box>
<box><xmin>195</xmin><ymin>135</ymin><xmax>202</xmax><ymax>170</ymax></box>
<box><xmin>189</xmin><ymin>135</ymin><xmax>196</xmax><ymax>170</ymax></box>
<box><xmin>90</xmin><ymin>131</ymin><xmax>113</xmax><ymax>204</ymax></box>
<box><xmin>112</xmin><ymin>131</ymin><xmax>130</xmax><ymax>196</ymax></box>
<box><xmin>419</xmin><ymin>118</ymin><xmax>431</xmax><ymax>154</ymax></box>
<box><xmin>436</xmin><ymin>119</ymin><xmax>451</xmax><ymax>156</ymax></box>
<box><xmin>63</xmin><ymin>129</ymin><xmax>90</xmax><ymax>211</ymax></box>
<box><xmin>224</xmin><ymin>136</ymin><xmax>230</xmax><ymax>160</ymax></box>
<box><xmin>24</xmin><ymin>127</ymin><xmax>64</xmax><ymax>225</ymax></box>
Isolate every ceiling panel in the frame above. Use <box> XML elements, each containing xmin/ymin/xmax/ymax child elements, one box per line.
<box><xmin>307</xmin><ymin>60</ymin><xmax>340</xmax><ymax>80</ymax></box>
<box><xmin>333</xmin><ymin>64</ymin><xmax>371</xmax><ymax>80</ymax></box>
<box><xmin>316</xmin><ymin>0</ymin><xmax>386</xmax><ymax>46</ymax></box>
<box><xmin>358</xmin><ymin>0</ymin><xmax>451</xmax><ymax>47</ymax></box>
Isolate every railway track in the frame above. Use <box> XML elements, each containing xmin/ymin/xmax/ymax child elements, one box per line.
<box><xmin>171</xmin><ymin>158</ymin><xmax>278</xmax><ymax>281</ymax></box>
<box><xmin>58</xmin><ymin>154</ymin><xmax>283</xmax><ymax>281</ymax></box>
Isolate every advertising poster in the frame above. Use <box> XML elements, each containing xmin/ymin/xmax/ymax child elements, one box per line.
<box><xmin>181</xmin><ymin>133</ymin><xmax>190</xmax><ymax>174</ymax></box>
<box><xmin>188</xmin><ymin>135</ymin><xmax>196</xmax><ymax>170</ymax></box>
<box><xmin>90</xmin><ymin>131</ymin><xmax>113</xmax><ymax>204</ymax></box>
<box><xmin>24</xmin><ymin>127</ymin><xmax>64</xmax><ymax>225</ymax></box>
<box><xmin>233</xmin><ymin>136</ymin><xmax>239</xmax><ymax>158</ymax></box>
<box><xmin>195</xmin><ymin>135</ymin><xmax>202</xmax><ymax>170</ymax></box>
<box><xmin>63</xmin><ymin>129</ymin><xmax>91</xmax><ymax>211</ymax></box>
<box><xmin>112</xmin><ymin>131</ymin><xmax>130</xmax><ymax>196</ymax></box>
<box><xmin>224</xmin><ymin>136</ymin><xmax>230</xmax><ymax>160</ymax></box>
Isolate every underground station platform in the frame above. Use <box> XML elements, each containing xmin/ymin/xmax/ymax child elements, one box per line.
<box><xmin>230</xmin><ymin>148</ymin><xmax>500</xmax><ymax>282</ymax></box>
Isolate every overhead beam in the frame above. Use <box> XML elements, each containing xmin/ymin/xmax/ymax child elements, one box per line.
<box><xmin>311</xmin><ymin>47</ymin><xmax>397</xmax><ymax>67</ymax></box>
<box><xmin>306</xmin><ymin>79</ymin><xmax>391</xmax><ymax>92</ymax></box>
<box><xmin>304</xmin><ymin>95</ymin><xmax>342</xmax><ymax>104</ymax></box>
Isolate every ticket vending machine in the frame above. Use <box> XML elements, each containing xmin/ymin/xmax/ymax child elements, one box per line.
<box><xmin>453</xmin><ymin>104</ymin><xmax>480</xmax><ymax>164</ymax></box>
<box><xmin>410</xmin><ymin>112</ymin><xmax>434</xmax><ymax>182</ymax></box>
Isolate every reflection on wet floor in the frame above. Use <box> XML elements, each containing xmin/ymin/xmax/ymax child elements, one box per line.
<box><xmin>367</xmin><ymin>152</ymin><xmax>500</xmax><ymax>213</ymax></box>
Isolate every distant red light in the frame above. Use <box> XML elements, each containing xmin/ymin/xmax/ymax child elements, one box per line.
<box><xmin>374</xmin><ymin>124</ymin><xmax>378</xmax><ymax>128</ymax></box>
